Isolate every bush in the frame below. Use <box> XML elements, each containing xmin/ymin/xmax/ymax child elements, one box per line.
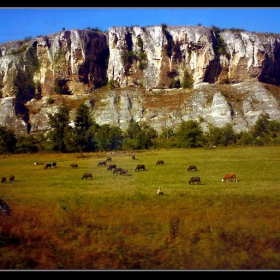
<box><xmin>182</xmin><ymin>70</ymin><xmax>194</xmax><ymax>89</ymax></box>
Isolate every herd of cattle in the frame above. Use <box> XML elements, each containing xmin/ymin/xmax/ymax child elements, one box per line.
<box><xmin>1</xmin><ymin>175</ymin><xmax>15</xmax><ymax>184</ymax></box>
<box><xmin>0</xmin><ymin>154</ymin><xmax>238</xmax><ymax>215</ymax></box>
<box><xmin>39</xmin><ymin>155</ymin><xmax>238</xmax><ymax>190</ymax></box>
<box><xmin>1</xmin><ymin>156</ymin><xmax>238</xmax><ymax>189</ymax></box>
<box><xmin>37</xmin><ymin>155</ymin><xmax>239</xmax><ymax>187</ymax></box>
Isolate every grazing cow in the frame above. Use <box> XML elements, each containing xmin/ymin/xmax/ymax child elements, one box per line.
<box><xmin>157</xmin><ymin>187</ymin><xmax>164</xmax><ymax>195</ymax></box>
<box><xmin>52</xmin><ymin>162</ymin><xmax>57</xmax><ymax>168</ymax></box>
<box><xmin>156</xmin><ymin>160</ymin><xmax>164</xmax><ymax>165</ymax></box>
<box><xmin>132</xmin><ymin>155</ymin><xmax>136</xmax><ymax>160</ymax></box>
<box><xmin>189</xmin><ymin>176</ymin><xmax>201</xmax><ymax>185</ymax></box>
<box><xmin>106</xmin><ymin>157</ymin><xmax>112</xmax><ymax>162</ymax></box>
<box><xmin>120</xmin><ymin>169</ymin><xmax>128</xmax><ymax>175</ymax></box>
<box><xmin>107</xmin><ymin>164</ymin><xmax>117</xmax><ymax>171</ymax></box>
<box><xmin>70</xmin><ymin>164</ymin><xmax>78</xmax><ymax>168</ymax></box>
<box><xmin>188</xmin><ymin>165</ymin><xmax>198</xmax><ymax>172</ymax></box>
<box><xmin>135</xmin><ymin>164</ymin><xmax>145</xmax><ymax>171</ymax></box>
<box><xmin>97</xmin><ymin>160</ymin><xmax>107</xmax><ymax>166</ymax></box>
<box><xmin>45</xmin><ymin>163</ymin><xmax>52</xmax><ymax>169</ymax></box>
<box><xmin>1</xmin><ymin>177</ymin><xmax>6</xmax><ymax>183</ymax></box>
<box><xmin>113</xmin><ymin>167</ymin><xmax>122</xmax><ymax>174</ymax></box>
<box><xmin>9</xmin><ymin>175</ymin><xmax>15</xmax><ymax>182</ymax></box>
<box><xmin>222</xmin><ymin>173</ymin><xmax>237</xmax><ymax>182</ymax></box>
<box><xmin>82</xmin><ymin>173</ymin><xmax>93</xmax><ymax>180</ymax></box>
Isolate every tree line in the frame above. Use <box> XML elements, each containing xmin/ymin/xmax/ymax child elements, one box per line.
<box><xmin>0</xmin><ymin>103</ymin><xmax>280</xmax><ymax>154</ymax></box>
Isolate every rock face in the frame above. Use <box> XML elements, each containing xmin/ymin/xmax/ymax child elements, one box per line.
<box><xmin>0</xmin><ymin>25</ymin><xmax>280</xmax><ymax>135</ymax></box>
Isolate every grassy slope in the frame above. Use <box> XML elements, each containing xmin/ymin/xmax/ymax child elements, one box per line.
<box><xmin>1</xmin><ymin>146</ymin><xmax>280</xmax><ymax>269</ymax></box>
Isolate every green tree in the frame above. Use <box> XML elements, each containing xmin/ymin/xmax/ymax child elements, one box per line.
<box><xmin>237</xmin><ymin>131</ymin><xmax>254</xmax><ymax>146</ymax></box>
<box><xmin>155</xmin><ymin>127</ymin><xmax>177</xmax><ymax>149</ymax></box>
<box><xmin>73</xmin><ymin>103</ymin><xmax>94</xmax><ymax>153</ymax></box>
<box><xmin>94</xmin><ymin>124</ymin><xmax>112</xmax><ymax>151</ymax></box>
<box><xmin>211</xmin><ymin>25</ymin><xmax>230</xmax><ymax>59</ymax></box>
<box><xmin>182</xmin><ymin>70</ymin><xmax>194</xmax><ymax>89</ymax></box>
<box><xmin>126</xmin><ymin>120</ymin><xmax>142</xmax><ymax>140</ymax></box>
<box><xmin>176</xmin><ymin>120</ymin><xmax>203</xmax><ymax>148</ymax></box>
<box><xmin>268</xmin><ymin>120</ymin><xmax>280</xmax><ymax>138</ymax></box>
<box><xmin>253</xmin><ymin>113</ymin><xmax>270</xmax><ymax>138</ymax></box>
<box><xmin>123</xmin><ymin>120</ymin><xmax>157</xmax><ymax>150</ymax></box>
<box><xmin>14</xmin><ymin>135</ymin><xmax>38</xmax><ymax>153</ymax></box>
<box><xmin>63</xmin><ymin>126</ymin><xmax>78</xmax><ymax>153</ymax></box>
<box><xmin>0</xmin><ymin>126</ymin><xmax>17</xmax><ymax>154</ymax></box>
<box><xmin>205</xmin><ymin>123</ymin><xmax>237</xmax><ymax>147</ymax></box>
<box><xmin>107</xmin><ymin>126</ymin><xmax>124</xmax><ymax>150</ymax></box>
<box><xmin>140</xmin><ymin>123</ymin><xmax>158</xmax><ymax>149</ymax></box>
<box><xmin>220</xmin><ymin>123</ymin><xmax>237</xmax><ymax>146</ymax></box>
<box><xmin>46</xmin><ymin>104</ymin><xmax>70</xmax><ymax>152</ymax></box>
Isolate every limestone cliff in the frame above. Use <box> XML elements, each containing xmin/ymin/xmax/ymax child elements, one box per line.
<box><xmin>0</xmin><ymin>25</ymin><xmax>280</xmax><ymax>135</ymax></box>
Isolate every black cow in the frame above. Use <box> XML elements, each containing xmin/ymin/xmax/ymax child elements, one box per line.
<box><xmin>189</xmin><ymin>176</ymin><xmax>201</xmax><ymax>185</ymax></box>
<box><xmin>135</xmin><ymin>164</ymin><xmax>145</xmax><ymax>171</ymax></box>
<box><xmin>1</xmin><ymin>177</ymin><xmax>6</xmax><ymax>183</ymax></box>
<box><xmin>97</xmin><ymin>160</ymin><xmax>107</xmax><ymax>166</ymax></box>
<box><xmin>70</xmin><ymin>164</ymin><xmax>78</xmax><ymax>168</ymax></box>
<box><xmin>120</xmin><ymin>169</ymin><xmax>128</xmax><ymax>175</ymax></box>
<box><xmin>52</xmin><ymin>162</ymin><xmax>57</xmax><ymax>168</ymax></box>
<box><xmin>107</xmin><ymin>164</ymin><xmax>117</xmax><ymax>171</ymax></box>
<box><xmin>132</xmin><ymin>155</ymin><xmax>136</xmax><ymax>160</ymax></box>
<box><xmin>45</xmin><ymin>163</ymin><xmax>52</xmax><ymax>169</ymax></box>
<box><xmin>9</xmin><ymin>175</ymin><xmax>15</xmax><ymax>181</ymax></box>
<box><xmin>82</xmin><ymin>173</ymin><xmax>93</xmax><ymax>180</ymax></box>
<box><xmin>113</xmin><ymin>167</ymin><xmax>122</xmax><ymax>174</ymax></box>
<box><xmin>188</xmin><ymin>165</ymin><xmax>197</xmax><ymax>171</ymax></box>
<box><xmin>156</xmin><ymin>160</ymin><xmax>164</xmax><ymax>165</ymax></box>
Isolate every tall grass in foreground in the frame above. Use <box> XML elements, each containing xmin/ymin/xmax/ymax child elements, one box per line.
<box><xmin>1</xmin><ymin>147</ymin><xmax>280</xmax><ymax>269</ymax></box>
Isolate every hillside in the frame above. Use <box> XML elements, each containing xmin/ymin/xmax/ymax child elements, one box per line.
<box><xmin>0</xmin><ymin>25</ymin><xmax>280</xmax><ymax>134</ymax></box>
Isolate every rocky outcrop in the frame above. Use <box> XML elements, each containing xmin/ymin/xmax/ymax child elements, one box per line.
<box><xmin>0</xmin><ymin>25</ymin><xmax>280</xmax><ymax>135</ymax></box>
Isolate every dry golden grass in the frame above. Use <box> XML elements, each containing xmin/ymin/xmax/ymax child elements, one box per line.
<box><xmin>1</xmin><ymin>147</ymin><xmax>280</xmax><ymax>269</ymax></box>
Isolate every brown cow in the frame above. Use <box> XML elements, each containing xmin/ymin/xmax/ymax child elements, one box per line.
<box><xmin>70</xmin><ymin>164</ymin><xmax>78</xmax><ymax>168</ymax></box>
<box><xmin>189</xmin><ymin>176</ymin><xmax>201</xmax><ymax>185</ymax></box>
<box><xmin>9</xmin><ymin>175</ymin><xmax>15</xmax><ymax>182</ymax></box>
<box><xmin>82</xmin><ymin>173</ymin><xmax>93</xmax><ymax>180</ymax></box>
<box><xmin>97</xmin><ymin>160</ymin><xmax>107</xmax><ymax>166</ymax></box>
<box><xmin>132</xmin><ymin>155</ymin><xmax>136</xmax><ymax>160</ymax></box>
<box><xmin>222</xmin><ymin>173</ymin><xmax>237</xmax><ymax>182</ymax></box>
<box><xmin>156</xmin><ymin>160</ymin><xmax>164</xmax><ymax>165</ymax></box>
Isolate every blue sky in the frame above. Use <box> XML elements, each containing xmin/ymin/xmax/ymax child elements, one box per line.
<box><xmin>0</xmin><ymin>7</ymin><xmax>279</xmax><ymax>44</ymax></box>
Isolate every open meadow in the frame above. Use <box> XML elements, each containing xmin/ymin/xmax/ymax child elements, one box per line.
<box><xmin>1</xmin><ymin>146</ymin><xmax>280</xmax><ymax>269</ymax></box>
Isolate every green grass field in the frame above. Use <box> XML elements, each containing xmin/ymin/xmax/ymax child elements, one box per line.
<box><xmin>1</xmin><ymin>146</ymin><xmax>280</xmax><ymax>269</ymax></box>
